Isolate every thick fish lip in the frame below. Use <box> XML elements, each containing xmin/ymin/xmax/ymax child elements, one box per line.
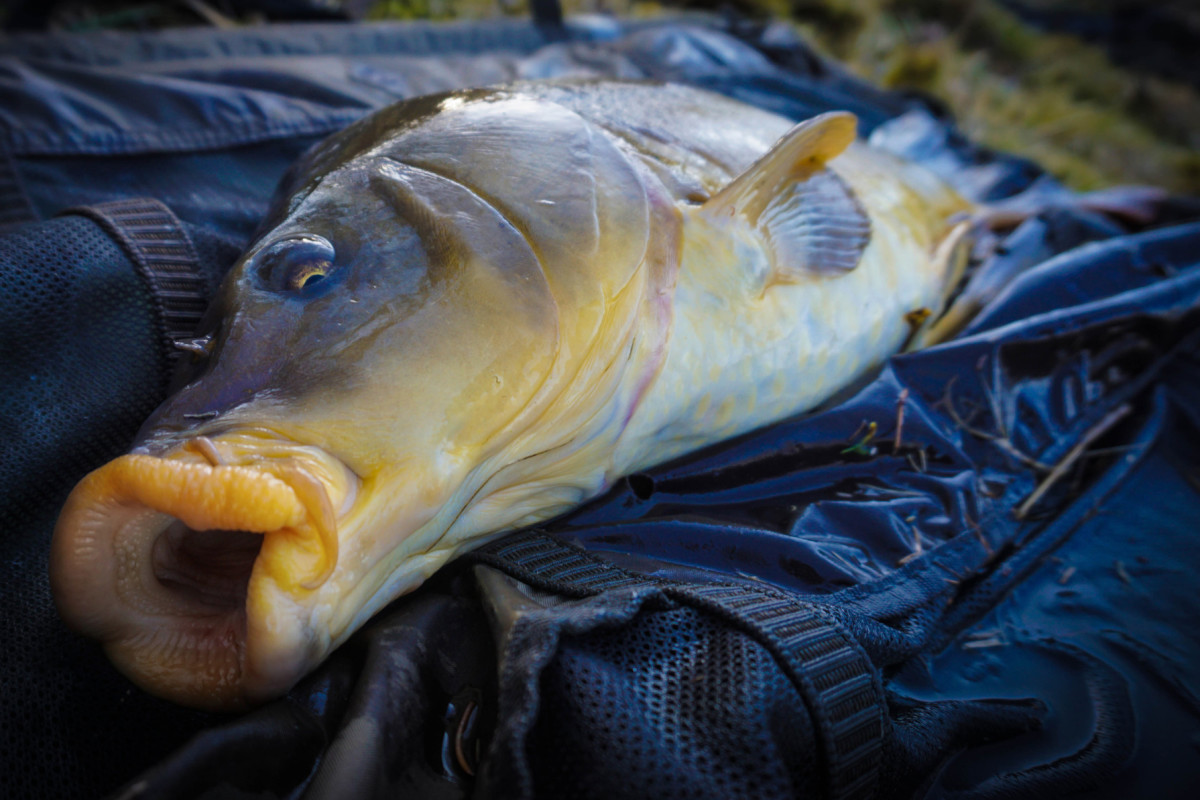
<box><xmin>49</xmin><ymin>434</ymin><xmax>359</xmax><ymax>711</ymax></box>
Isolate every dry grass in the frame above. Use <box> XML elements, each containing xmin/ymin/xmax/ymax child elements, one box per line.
<box><xmin>787</xmin><ymin>0</ymin><xmax>1200</xmax><ymax>193</ymax></box>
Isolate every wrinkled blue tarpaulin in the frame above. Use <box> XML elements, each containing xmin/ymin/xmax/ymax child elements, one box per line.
<box><xmin>1</xmin><ymin>13</ymin><xmax>1198</xmax><ymax>800</ymax></box>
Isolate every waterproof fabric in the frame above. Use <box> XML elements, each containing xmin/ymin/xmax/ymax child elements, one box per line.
<box><xmin>1</xmin><ymin>11</ymin><xmax>1198</xmax><ymax>800</ymax></box>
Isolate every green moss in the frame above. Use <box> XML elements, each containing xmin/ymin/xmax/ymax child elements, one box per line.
<box><xmin>788</xmin><ymin>0</ymin><xmax>865</xmax><ymax>47</ymax></box>
<box><xmin>368</xmin><ymin>0</ymin><xmax>462</xmax><ymax>20</ymax></box>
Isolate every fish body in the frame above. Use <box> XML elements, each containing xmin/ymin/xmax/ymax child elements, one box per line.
<box><xmin>50</xmin><ymin>81</ymin><xmax>970</xmax><ymax>710</ymax></box>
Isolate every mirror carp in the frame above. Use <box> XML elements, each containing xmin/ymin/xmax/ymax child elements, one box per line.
<box><xmin>50</xmin><ymin>80</ymin><xmax>972</xmax><ymax>710</ymax></box>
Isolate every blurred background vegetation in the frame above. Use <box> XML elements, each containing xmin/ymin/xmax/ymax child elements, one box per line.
<box><xmin>5</xmin><ymin>0</ymin><xmax>1198</xmax><ymax>194</ymax></box>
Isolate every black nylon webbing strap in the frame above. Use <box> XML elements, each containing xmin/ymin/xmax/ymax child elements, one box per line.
<box><xmin>469</xmin><ymin>530</ymin><xmax>886</xmax><ymax>800</ymax></box>
<box><xmin>62</xmin><ymin>199</ymin><xmax>209</xmax><ymax>355</ymax></box>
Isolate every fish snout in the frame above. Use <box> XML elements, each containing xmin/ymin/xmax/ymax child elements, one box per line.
<box><xmin>49</xmin><ymin>440</ymin><xmax>357</xmax><ymax>710</ymax></box>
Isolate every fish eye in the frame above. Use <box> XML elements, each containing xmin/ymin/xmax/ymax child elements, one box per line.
<box><xmin>254</xmin><ymin>234</ymin><xmax>338</xmax><ymax>293</ymax></box>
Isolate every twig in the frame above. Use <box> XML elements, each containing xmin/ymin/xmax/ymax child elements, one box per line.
<box><xmin>967</xmin><ymin>629</ymin><xmax>1002</xmax><ymax>640</ymax></box>
<box><xmin>906</xmin><ymin>448</ymin><xmax>928</xmax><ymax>473</ymax></box>
<box><xmin>935</xmin><ymin>560</ymin><xmax>965</xmax><ymax>580</ymax></box>
<box><xmin>1080</xmin><ymin>444</ymin><xmax>1141</xmax><ymax>460</ymax></box>
<box><xmin>181</xmin><ymin>0</ymin><xmax>236</xmax><ymax>28</ymax></box>
<box><xmin>943</xmin><ymin>378</ymin><xmax>1051</xmax><ymax>471</ymax></box>
<box><xmin>1014</xmin><ymin>403</ymin><xmax>1133</xmax><ymax>520</ymax></box>
<box><xmin>968</xmin><ymin>515</ymin><xmax>993</xmax><ymax>557</ymax></box>
<box><xmin>943</xmin><ymin>378</ymin><xmax>993</xmax><ymax>439</ymax></box>
<box><xmin>893</xmin><ymin>388</ymin><xmax>910</xmax><ymax>454</ymax></box>
<box><xmin>980</xmin><ymin>361</ymin><xmax>1008</xmax><ymax>439</ymax></box>
<box><xmin>963</xmin><ymin>637</ymin><xmax>1005</xmax><ymax>649</ymax></box>
<box><xmin>898</xmin><ymin>523</ymin><xmax>926</xmax><ymax>566</ymax></box>
<box><xmin>995</xmin><ymin>440</ymin><xmax>1052</xmax><ymax>472</ymax></box>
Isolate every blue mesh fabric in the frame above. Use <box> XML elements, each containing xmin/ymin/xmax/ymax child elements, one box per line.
<box><xmin>529</xmin><ymin>605</ymin><xmax>820</xmax><ymax>799</ymax></box>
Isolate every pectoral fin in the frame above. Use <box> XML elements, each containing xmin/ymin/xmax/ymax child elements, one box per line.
<box><xmin>702</xmin><ymin>111</ymin><xmax>871</xmax><ymax>280</ymax></box>
<box><xmin>907</xmin><ymin>220</ymin><xmax>976</xmax><ymax>348</ymax></box>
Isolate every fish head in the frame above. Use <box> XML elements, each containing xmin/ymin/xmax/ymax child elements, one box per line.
<box><xmin>50</xmin><ymin>87</ymin><xmax>667</xmax><ymax>710</ymax></box>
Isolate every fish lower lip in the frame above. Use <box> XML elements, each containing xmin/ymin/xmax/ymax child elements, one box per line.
<box><xmin>49</xmin><ymin>449</ymin><xmax>345</xmax><ymax>710</ymax></box>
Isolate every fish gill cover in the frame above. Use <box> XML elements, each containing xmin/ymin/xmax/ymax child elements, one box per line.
<box><xmin>0</xmin><ymin>4</ymin><xmax>1198</xmax><ymax>800</ymax></box>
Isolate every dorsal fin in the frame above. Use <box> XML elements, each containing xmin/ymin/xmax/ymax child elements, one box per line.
<box><xmin>702</xmin><ymin>111</ymin><xmax>871</xmax><ymax>279</ymax></box>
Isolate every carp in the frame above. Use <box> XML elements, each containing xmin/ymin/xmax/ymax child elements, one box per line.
<box><xmin>50</xmin><ymin>80</ymin><xmax>972</xmax><ymax>710</ymax></box>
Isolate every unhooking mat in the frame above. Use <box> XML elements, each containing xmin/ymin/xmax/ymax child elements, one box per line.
<box><xmin>1</xmin><ymin>10</ymin><xmax>1199</xmax><ymax>800</ymax></box>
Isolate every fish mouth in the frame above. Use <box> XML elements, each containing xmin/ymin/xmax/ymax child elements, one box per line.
<box><xmin>49</xmin><ymin>434</ymin><xmax>359</xmax><ymax>711</ymax></box>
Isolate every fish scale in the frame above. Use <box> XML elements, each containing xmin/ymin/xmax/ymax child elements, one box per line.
<box><xmin>615</xmin><ymin>141</ymin><xmax>969</xmax><ymax>473</ymax></box>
